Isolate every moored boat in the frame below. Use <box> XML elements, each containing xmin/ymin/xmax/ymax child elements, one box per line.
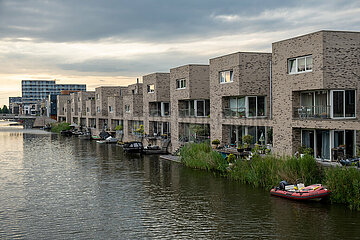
<box><xmin>60</xmin><ymin>130</ymin><xmax>73</xmax><ymax>136</ymax></box>
<box><xmin>142</xmin><ymin>145</ymin><xmax>168</xmax><ymax>155</ymax></box>
<box><xmin>96</xmin><ymin>136</ymin><xmax>118</xmax><ymax>144</ymax></box>
<box><xmin>91</xmin><ymin>135</ymin><xmax>102</xmax><ymax>140</ymax></box>
<box><xmin>270</xmin><ymin>181</ymin><xmax>330</xmax><ymax>201</ymax></box>
<box><xmin>122</xmin><ymin>141</ymin><xmax>143</xmax><ymax>154</ymax></box>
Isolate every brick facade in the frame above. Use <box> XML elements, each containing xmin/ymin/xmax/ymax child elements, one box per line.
<box><xmin>57</xmin><ymin>30</ymin><xmax>360</xmax><ymax>159</ymax></box>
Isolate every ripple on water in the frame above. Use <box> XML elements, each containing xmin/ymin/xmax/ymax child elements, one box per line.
<box><xmin>1</xmin><ymin>128</ymin><xmax>360</xmax><ymax>239</ymax></box>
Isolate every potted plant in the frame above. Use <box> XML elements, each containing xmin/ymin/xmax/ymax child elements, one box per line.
<box><xmin>211</xmin><ymin>139</ymin><xmax>220</xmax><ymax>149</ymax></box>
<box><xmin>242</xmin><ymin>135</ymin><xmax>253</xmax><ymax>151</ymax></box>
<box><xmin>227</xmin><ymin>153</ymin><xmax>236</xmax><ymax>164</ymax></box>
<box><xmin>237</xmin><ymin>143</ymin><xmax>244</xmax><ymax>153</ymax></box>
<box><xmin>115</xmin><ymin>125</ymin><xmax>124</xmax><ymax>139</ymax></box>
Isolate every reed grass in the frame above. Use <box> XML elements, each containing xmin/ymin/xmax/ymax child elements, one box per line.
<box><xmin>180</xmin><ymin>142</ymin><xmax>360</xmax><ymax>210</ymax></box>
<box><xmin>324</xmin><ymin>167</ymin><xmax>360</xmax><ymax>210</ymax></box>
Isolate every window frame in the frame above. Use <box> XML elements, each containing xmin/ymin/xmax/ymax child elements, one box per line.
<box><xmin>288</xmin><ymin>55</ymin><xmax>313</xmax><ymax>74</ymax></box>
<box><xmin>176</xmin><ymin>79</ymin><xmax>186</xmax><ymax>89</ymax></box>
<box><xmin>147</xmin><ymin>84</ymin><xmax>155</xmax><ymax>93</ymax></box>
<box><xmin>330</xmin><ymin>90</ymin><xmax>356</xmax><ymax>119</ymax></box>
<box><xmin>219</xmin><ymin>70</ymin><xmax>233</xmax><ymax>84</ymax></box>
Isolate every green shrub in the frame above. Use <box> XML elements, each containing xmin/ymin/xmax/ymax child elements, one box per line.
<box><xmin>242</xmin><ymin>135</ymin><xmax>253</xmax><ymax>145</ymax></box>
<box><xmin>51</xmin><ymin>122</ymin><xmax>71</xmax><ymax>133</ymax></box>
<box><xmin>211</xmin><ymin>139</ymin><xmax>220</xmax><ymax>145</ymax></box>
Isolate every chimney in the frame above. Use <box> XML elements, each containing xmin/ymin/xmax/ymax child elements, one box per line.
<box><xmin>136</xmin><ymin>78</ymin><xmax>139</xmax><ymax>84</ymax></box>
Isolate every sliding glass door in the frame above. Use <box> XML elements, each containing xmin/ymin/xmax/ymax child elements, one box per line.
<box><xmin>331</xmin><ymin>90</ymin><xmax>356</xmax><ymax>118</ymax></box>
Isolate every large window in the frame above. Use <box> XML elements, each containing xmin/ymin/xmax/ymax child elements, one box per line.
<box><xmin>176</xmin><ymin>79</ymin><xmax>186</xmax><ymax>89</ymax></box>
<box><xmin>331</xmin><ymin>90</ymin><xmax>355</xmax><ymax>118</ymax></box>
<box><xmin>161</xmin><ymin>102</ymin><xmax>170</xmax><ymax>116</ymax></box>
<box><xmin>180</xmin><ymin>100</ymin><xmax>210</xmax><ymax>117</ymax></box>
<box><xmin>226</xmin><ymin>96</ymin><xmax>265</xmax><ymax>118</ymax></box>
<box><xmin>220</xmin><ymin>70</ymin><xmax>233</xmax><ymax>83</ymax></box>
<box><xmin>229</xmin><ymin>125</ymin><xmax>269</xmax><ymax>147</ymax></box>
<box><xmin>297</xmin><ymin>91</ymin><xmax>329</xmax><ymax>118</ymax></box>
<box><xmin>151</xmin><ymin>121</ymin><xmax>170</xmax><ymax>136</ymax></box>
<box><xmin>147</xmin><ymin>84</ymin><xmax>155</xmax><ymax>93</ymax></box>
<box><xmin>288</xmin><ymin>55</ymin><xmax>312</xmax><ymax>74</ymax></box>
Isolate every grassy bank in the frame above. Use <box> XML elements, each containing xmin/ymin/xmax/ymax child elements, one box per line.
<box><xmin>51</xmin><ymin>122</ymin><xmax>71</xmax><ymax>133</ymax></box>
<box><xmin>180</xmin><ymin>142</ymin><xmax>360</xmax><ymax>211</ymax></box>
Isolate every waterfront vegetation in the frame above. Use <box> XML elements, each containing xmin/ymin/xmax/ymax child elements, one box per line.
<box><xmin>50</xmin><ymin>122</ymin><xmax>71</xmax><ymax>133</ymax></box>
<box><xmin>180</xmin><ymin>142</ymin><xmax>360</xmax><ymax>211</ymax></box>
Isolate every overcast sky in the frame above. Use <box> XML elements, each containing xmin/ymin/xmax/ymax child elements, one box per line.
<box><xmin>0</xmin><ymin>0</ymin><xmax>359</xmax><ymax>106</ymax></box>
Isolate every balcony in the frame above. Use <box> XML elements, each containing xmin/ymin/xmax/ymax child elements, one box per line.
<box><xmin>149</xmin><ymin>109</ymin><xmax>170</xmax><ymax>117</ymax></box>
<box><xmin>223</xmin><ymin>108</ymin><xmax>246</xmax><ymax>118</ymax></box>
<box><xmin>293</xmin><ymin>105</ymin><xmax>331</xmax><ymax>119</ymax></box>
<box><xmin>179</xmin><ymin>109</ymin><xmax>205</xmax><ymax>118</ymax></box>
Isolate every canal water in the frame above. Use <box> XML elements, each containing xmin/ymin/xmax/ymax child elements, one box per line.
<box><xmin>0</xmin><ymin>121</ymin><xmax>360</xmax><ymax>239</ymax></box>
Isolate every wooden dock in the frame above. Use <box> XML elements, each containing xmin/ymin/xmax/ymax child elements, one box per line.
<box><xmin>159</xmin><ymin>155</ymin><xmax>181</xmax><ymax>163</ymax></box>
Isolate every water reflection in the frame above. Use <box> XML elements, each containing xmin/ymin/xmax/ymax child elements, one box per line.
<box><xmin>0</xmin><ymin>125</ymin><xmax>359</xmax><ymax>239</ymax></box>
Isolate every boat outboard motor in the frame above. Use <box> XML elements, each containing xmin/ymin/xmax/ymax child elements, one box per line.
<box><xmin>279</xmin><ymin>180</ymin><xmax>289</xmax><ymax>190</ymax></box>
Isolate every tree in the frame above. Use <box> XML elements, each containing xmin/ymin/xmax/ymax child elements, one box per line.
<box><xmin>1</xmin><ymin>105</ymin><xmax>9</xmax><ymax>114</ymax></box>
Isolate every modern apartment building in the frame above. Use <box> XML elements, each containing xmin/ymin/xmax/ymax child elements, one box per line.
<box><xmin>142</xmin><ymin>73</ymin><xmax>171</xmax><ymax>147</ymax></box>
<box><xmin>94</xmin><ymin>86</ymin><xmax>123</xmax><ymax>131</ymax></box>
<box><xmin>22</xmin><ymin>80</ymin><xmax>86</xmax><ymax>115</ymax></box>
<box><xmin>170</xmin><ymin>64</ymin><xmax>210</xmax><ymax>152</ymax></box>
<box><xmin>9</xmin><ymin>97</ymin><xmax>22</xmax><ymax>114</ymax></box>
<box><xmin>57</xmin><ymin>30</ymin><xmax>360</xmax><ymax>160</ymax></box>
<box><xmin>272</xmin><ymin>30</ymin><xmax>360</xmax><ymax>160</ymax></box>
<box><xmin>123</xmin><ymin>82</ymin><xmax>144</xmax><ymax>142</ymax></box>
<box><xmin>57</xmin><ymin>94</ymin><xmax>71</xmax><ymax>123</ymax></box>
<box><xmin>209</xmin><ymin>52</ymin><xmax>273</xmax><ymax>148</ymax></box>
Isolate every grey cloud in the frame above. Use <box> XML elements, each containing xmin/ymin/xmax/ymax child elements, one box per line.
<box><xmin>58</xmin><ymin>51</ymin><xmax>209</xmax><ymax>76</ymax></box>
<box><xmin>1</xmin><ymin>0</ymin><xmax>358</xmax><ymax>43</ymax></box>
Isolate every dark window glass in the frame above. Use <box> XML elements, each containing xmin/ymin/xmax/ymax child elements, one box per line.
<box><xmin>248</xmin><ymin>97</ymin><xmax>256</xmax><ymax>117</ymax></box>
<box><xmin>333</xmin><ymin>91</ymin><xmax>344</xmax><ymax>117</ymax></box>
<box><xmin>345</xmin><ymin>90</ymin><xmax>355</xmax><ymax>117</ymax></box>
<box><xmin>257</xmin><ymin>96</ymin><xmax>265</xmax><ymax>116</ymax></box>
<box><xmin>196</xmin><ymin>101</ymin><xmax>205</xmax><ymax>116</ymax></box>
<box><xmin>248</xmin><ymin>126</ymin><xmax>256</xmax><ymax>144</ymax></box>
<box><xmin>205</xmin><ymin>100</ymin><xmax>210</xmax><ymax>116</ymax></box>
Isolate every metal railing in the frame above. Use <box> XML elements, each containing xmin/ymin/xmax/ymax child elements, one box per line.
<box><xmin>179</xmin><ymin>135</ymin><xmax>210</xmax><ymax>143</ymax></box>
<box><xmin>179</xmin><ymin>109</ymin><xmax>208</xmax><ymax>118</ymax></box>
<box><xmin>222</xmin><ymin>108</ymin><xmax>247</xmax><ymax>118</ymax></box>
<box><xmin>293</xmin><ymin>105</ymin><xmax>331</xmax><ymax>119</ymax></box>
<box><xmin>149</xmin><ymin>110</ymin><xmax>161</xmax><ymax>117</ymax></box>
<box><xmin>149</xmin><ymin>110</ymin><xmax>170</xmax><ymax>117</ymax></box>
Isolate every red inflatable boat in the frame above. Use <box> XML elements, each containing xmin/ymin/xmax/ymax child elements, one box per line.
<box><xmin>270</xmin><ymin>184</ymin><xmax>330</xmax><ymax>201</ymax></box>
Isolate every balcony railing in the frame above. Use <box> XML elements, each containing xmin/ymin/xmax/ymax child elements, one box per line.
<box><xmin>149</xmin><ymin>110</ymin><xmax>161</xmax><ymax>117</ymax></box>
<box><xmin>149</xmin><ymin>110</ymin><xmax>170</xmax><ymax>117</ymax></box>
<box><xmin>179</xmin><ymin>109</ymin><xmax>208</xmax><ymax>118</ymax></box>
<box><xmin>223</xmin><ymin>108</ymin><xmax>247</xmax><ymax>118</ymax></box>
<box><xmin>179</xmin><ymin>135</ymin><xmax>210</xmax><ymax>143</ymax></box>
<box><xmin>293</xmin><ymin>105</ymin><xmax>331</xmax><ymax>119</ymax></box>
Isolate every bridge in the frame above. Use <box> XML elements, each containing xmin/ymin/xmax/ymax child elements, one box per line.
<box><xmin>0</xmin><ymin>114</ymin><xmax>56</xmax><ymax>128</ymax></box>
